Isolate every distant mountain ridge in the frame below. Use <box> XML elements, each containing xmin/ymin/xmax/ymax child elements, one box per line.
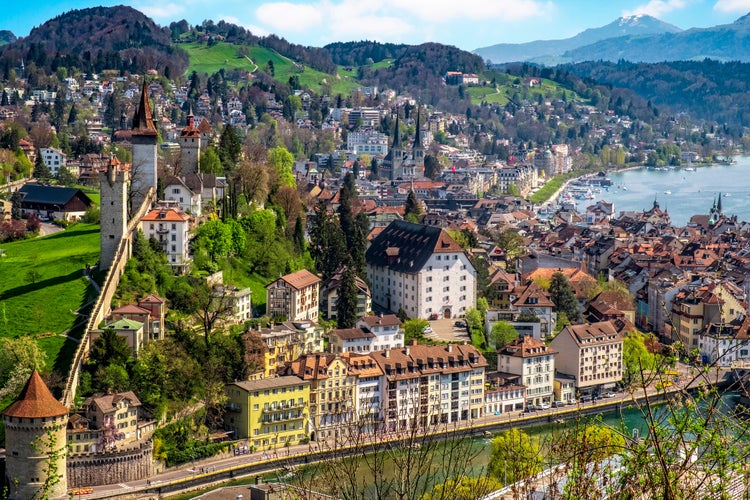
<box><xmin>562</xmin><ymin>13</ymin><xmax>750</xmax><ymax>63</ymax></box>
<box><xmin>475</xmin><ymin>15</ymin><xmax>681</xmax><ymax>64</ymax></box>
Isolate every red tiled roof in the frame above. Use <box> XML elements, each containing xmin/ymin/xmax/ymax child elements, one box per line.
<box><xmin>3</xmin><ymin>371</ymin><xmax>68</xmax><ymax>418</ymax></box>
<box><xmin>275</xmin><ymin>269</ymin><xmax>321</xmax><ymax>290</ymax></box>
<box><xmin>141</xmin><ymin>208</ymin><xmax>191</xmax><ymax>222</ymax></box>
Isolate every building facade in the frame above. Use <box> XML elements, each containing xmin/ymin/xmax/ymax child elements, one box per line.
<box><xmin>497</xmin><ymin>335</ymin><xmax>557</xmax><ymax>406</ymax></box>
<box><xmin>366</xmin><ymin>220</ymin><xmax>476</xmax><ymax>319</ymax></box>
<box><xmin>139</xmin><ymin>206</ymin><xmax>192</xmax><ymax>273</ymax></box>
<box><xmin>266</xmin><ymin>269</ymin><xmax>321</xmax><ymax>322</ymax></box>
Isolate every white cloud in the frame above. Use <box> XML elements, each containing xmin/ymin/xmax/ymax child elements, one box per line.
<box><xmin>385</xmin><ymin>0</ymin><xmax>553</xmax><ymax>23</ymax></box>
<box><xmin>713</xmin><ymin>0</ymin><xmax>750</xmax><ymax>13</ymax></box>
<box><xmin>255</xmin><ymin>2</ymin><xmax>324</xmax><ymax>32</ymax></box>
<box><xmin>623</xmin><ymin>0</ymin><xmax>688</xmax><ymax>18</ymax></box>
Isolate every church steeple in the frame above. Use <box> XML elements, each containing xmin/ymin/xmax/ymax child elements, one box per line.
<box><xmin>717</xmin><ymin>192</ymin><xmax>723</xmax><ymax>214</ymax></box>
<box><xmin>392</xmin><ymin>114</ymin><xmax>402</xmax><ymax>149</ymax></box>
<box><xmin>412</xmin><ymin>105</ymin><xmax>422</xmax><ymax>149</ymax></box>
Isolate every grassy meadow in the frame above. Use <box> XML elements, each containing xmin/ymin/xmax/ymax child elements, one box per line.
<box><xmin>0</xmin><ymin>223</ymin><xmax>100</xmax><ymax>374</ymax></box>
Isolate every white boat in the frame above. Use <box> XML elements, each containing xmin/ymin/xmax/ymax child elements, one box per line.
<box><xmin>622</xmin><ymin>186</ymin><xmax>628</xmax><ymax>191</ymax></box>
<box><xmin>684</xmin><ymin>167</ymin><xmax>696</xmax><ymax>172</ymax></box>
<box><xmin>725</xmin><ymin>193</ymin><xmax>732</xmax><ymax>197</ymax></box>
<box><xmin>664</xmin><ymin>190</ymin><xmax>672</xmax><ymax>195</ymax></box>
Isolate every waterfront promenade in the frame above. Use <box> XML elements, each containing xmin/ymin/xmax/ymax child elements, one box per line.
<box><xmin>79</xmin><ymin>363</ymin><xmax>730</xmax><ymax>499</ymax></box>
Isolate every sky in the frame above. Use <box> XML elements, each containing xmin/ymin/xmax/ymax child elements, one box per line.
<box><xmin>2</xmin><ymin>0</ymin><xmax>750</xmax><ymax>50</ymax></box>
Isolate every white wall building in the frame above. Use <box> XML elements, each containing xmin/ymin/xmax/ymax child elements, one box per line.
<box><xmin>347</xmin><ymin>130</ymin><xmax>389</xmax><ymax>156</ymax></box>
<box><xmin>497</xmin><ymin>335</ymin><xmax>557</xmax><ymax>406</ymax></box>
<box><xmin>366</xmin><ymin>220</ymin><xmax>476</xmax><ymax>319</ymax></box>
<box><xmin>328</xmin><ymin>314</ymin><xmax>404</xmax><ymax>354</ymax></box>
<box><xmin>140</xmin><ymin>207</ymin><xmax>192</xmax><ymax>273</ymax></box>
<box><xmin>40</xmin><ymin>147</ymin><xmax>67</xmax><ymax>177</ymax></box>
<box><xmin>164</xmin><ymin>176</ymin><xmax>202</xmax><ymax>216</ymax></box>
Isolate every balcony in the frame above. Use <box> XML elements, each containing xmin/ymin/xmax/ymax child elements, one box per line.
<box><xmin>225</xmin><ymin>402</ymin><xmax>241</xmax><ymax>413</ymax></box>
<box><xmin>262</xmin><ymin>401</ymin><xmax>305</xmax><ymax>413</ymax></box>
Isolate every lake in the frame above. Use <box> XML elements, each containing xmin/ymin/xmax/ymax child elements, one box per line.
<box><xmin>570</xmin><ymin>157</ymin><xmax>750</xmax><ymax>227</ymax></box>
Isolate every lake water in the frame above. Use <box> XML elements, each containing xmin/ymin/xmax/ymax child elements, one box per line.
<box><xmin>570</xmin><ymin>157</ymin><xmax>750</xmax><ymax>227</ymax></box>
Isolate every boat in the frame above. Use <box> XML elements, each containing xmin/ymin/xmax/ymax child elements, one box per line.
<box><xmin>622</xmin><ymin>186</ymin><xmax>628</xmax><ymax>191</ymax></box>
<box><xmin>684</xmin><ymin>167</ymin><xmax>696</xmax><ymax>172</ymax></box>
<box><xmin>664</xmin><ymin>190</ymin><xmax>672</xmax><ymax>195</ymax></box>
<box><xmin>725</xmin><ymin>193</ymin><xmax>732</xmax><ymax>197</ymax></box>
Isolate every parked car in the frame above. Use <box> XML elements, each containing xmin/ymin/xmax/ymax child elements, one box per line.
<box><xmin>524</xmin><ymin>405</ymin><xmax>537</xmax><ymax>413</ymax></box>
<box><xmin>567</xmin><ymin>399</ymin><xmax>577</xmax><ymax>405</ymax></box>
<box><xmin>580</xmin><ymin>395</ymin><xmax>592</xmax><ymax>403</ymax></box>
<box><xmin>454</xmin><ymin>320</ymin><xmax>465</xmax><ymax>328</ymax></box>
<box><xmin>422</xmin><ymin>326</ymin><xmax>433</xmax><ymax>334</ymax></box>
<box><xmin>538</xmin><ymin>403</ymin><xmax>550</xmax><ymax>410</ymax></box>
<box><xmin>602</xmin><ymin>391</ymin><xmax>616</xmax><ymax>398</ymax></box>
<box><xmin>552</xmin><ymin>401</ymin><xmax>566</xmax><ymax>408</ymax></box>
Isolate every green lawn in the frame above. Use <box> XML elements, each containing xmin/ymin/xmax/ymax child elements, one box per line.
<box><xmin>0</xmin><ymin>223</ymin><xmax>100</xmax><ymax>372</ymax></box>
<box><xmin>467</xmin><ymin>86</ymin><xmax>509</xmax><ymax>105</ymax></box>
<box><xmin>182</xmin><ymin>41</ymin><xmax>359</xmax><ymax>95</ymax></box>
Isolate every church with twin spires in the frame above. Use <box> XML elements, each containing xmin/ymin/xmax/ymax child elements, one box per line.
<box><xmin>378</xmin><ymin>107</ymin><xmax>426</xmax><ymax>180</ymax></box>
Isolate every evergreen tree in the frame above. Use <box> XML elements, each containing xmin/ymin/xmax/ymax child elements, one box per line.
<box><xmin>0</xmin><ymin>89</ymin><xmax>8</xmax><ymax>106</ymax></box>
<box><xmin>218</xmin><ymin>124</ymin><xmax>242</xmax><ymax>172</ymax></box>
<box><xmin>56</xmin><ymin>166</ymin><xmax>77</xmax><ymax>186</ymax></box>
<box><xmin>293</xmin><ymin>213</ymin><xmax>306</xmax><ymax>255</ymax></box>
<box><xmin>335</xmin><ymin>266</ymin><xmax>359</xmax><ymax>328</ymax></box>
<box><xmin>424</xmin><ymin>154</ymin><xmax>441</xmax><ymax>179</ymax></box>
<box><xmin>67</xmin><ymin>103</ymin><xmax>78</xmax><ymax>126</ymax></box>
<box><xmin>33</xmin><ymin>152</ymin><xmax>51</xmax><ymax>179</ymax></box>
<box><xmin>52</xmin><ymin>89</ymin><xmax>66</xmax><ymax>131</ymax></box>
<box><xmin>549</xmin><ymin>272</ymin><xmax>581</xmax><ymax>324</ymax></box>
<box><xmin>404</xmin><ymin>190</ymin><xmax>423</xmax><ymax>223</ymax></box>
<box><xmin>309</xmin><ymin>202</ymin><xmax>347</xmax><ymax>280</ymax></box>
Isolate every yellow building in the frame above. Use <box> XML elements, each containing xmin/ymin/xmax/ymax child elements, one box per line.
<box><xmin>671</xmin><ymin>281</ymin><xmax>744</xmax><ymax>348</ymax></box>
<box><xmin>224</xmin><ymin>376</ymin><xmax>310</xmax><ymax>450</ymax></box>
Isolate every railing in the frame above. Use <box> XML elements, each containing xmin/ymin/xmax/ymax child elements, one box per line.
<box><xmin>62</xmin><ymin>188</ymin><xmax>155</xmax><ymax>407</ymax></box>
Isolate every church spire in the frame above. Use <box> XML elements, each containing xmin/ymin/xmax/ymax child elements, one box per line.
<box><xmin>412</xmin><ymin>105</ymin><xmax>422</xmax><ymax>149</ymax></box>
<box><xmin>392</xmin><ymin>113</ymin><xmax>402</xmax><ymax>149</ymax></box>
<box><xmin>131</xmin><ymin>80</ymin><xmax>157</xmax><ymax>137</ymax></box>
<box><xmin>717</xmin><ymin>192</ymin><xmax>723</xmax><ymax>214</ymax></box>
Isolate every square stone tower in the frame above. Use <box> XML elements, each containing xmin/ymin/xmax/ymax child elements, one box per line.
<box><xmin>99</xmin><ymin>156</ymin><xmax>130</xmax><ymax>271</ymax></box>
<box><xmin>130</xmin><ymin>80</ymin><xmax>158</xmax><ymax>216</ymax></box>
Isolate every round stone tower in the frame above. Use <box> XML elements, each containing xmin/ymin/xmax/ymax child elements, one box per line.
<box><xmin>3</xmin><ymin>370</ymin><xmax>69</xmax><ymax>499</ymax></box>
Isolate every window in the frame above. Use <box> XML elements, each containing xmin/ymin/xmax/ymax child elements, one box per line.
<box><xmin>172</xmin><ymin>188</ymin><xmax>180</xmax><ymax>194</ymax></box>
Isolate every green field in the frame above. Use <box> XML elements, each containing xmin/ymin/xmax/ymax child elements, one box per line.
<box><xmin>467</xmin><ymin>86</ymin><xmax>509</xmax><ymax>105</ymax></box>
<box><xmin>182</xmin><ymin>41</ymin><xmax>359</xmax><ymax>95</ymax></box>
<box><xmin>0</xmin><ymin>223</ymin><xmax>100</xmax><ymax>373</ymax></box>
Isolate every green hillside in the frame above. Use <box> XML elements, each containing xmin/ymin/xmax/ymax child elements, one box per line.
<box><xmin>0</xmin><ymin>223</ymin><xmax>100</xmax><ymax>372</ymax></box>
<box><xmin>182</xmin><ymin>41</ymin><xmax>360</xmax><ymax>95</ymax></box>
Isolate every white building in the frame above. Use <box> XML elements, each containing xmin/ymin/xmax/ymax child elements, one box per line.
<box><xmin>40</xmin><ymin>147</ymin><xmax>67</xmax><ymax>177</ymax></box>
<box><xmin>215</xmin><ymin>285</ymin><xmax>253</xmax><ymax>323</ymax></box>
<box><xmin>347</xmin><ymin>130</ymin><xmax>389</xmax><ymax>156</ymax></box>
<box><xmin>140</xmin><ymin>207</ymin><xmax>192</xmax><ymax>273</ymax></box>
<box><xmin>549</xmin><ymin>321</ymin><xmax>623</xmax><ymax>395</ymax></box>
<box><xmin>328</xmin><ymin>314</ymin><xmax>404</xmax><ymax>354</ymax></box>
<box><xmin>697</xmin><ymin>316</ymin><xmax>750</xmax><ymax>366</ymax></box>
<box><xmin>366</xmin><ymin>220</ymin><xmax>476</xmax><ymax>319</ymax></box>
<box><xmin>340</xmin><ymin>352</ymin><xmax>384</xmax><ymax>432</ymax></box>
<box><xmin>497</xmin><ymin>335</ymin><xmax>557</xmax><ymax>406</ymax></box>
<box><xmin>163</xmin><ymin>176</ymin><xmax>202</xmax><ymax>216</ymax></box>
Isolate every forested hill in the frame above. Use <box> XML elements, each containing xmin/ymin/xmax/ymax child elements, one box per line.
<box><xmin>0</xmin><ymin>31</ymin><xmax>15</xmax><ymax>46</ymax></box>
<box><xmin>0</xmin><ymin>6</ymin><xmax>188</xmax><ymax>78</ymax></box>
<box><xmin>324</xmin><ymin>41</ymin><xmax>410</xmax><ymax>66</ymax></box>
<box><xmin>565</xmin><ymin>59</ymin><xmax>750</xmax><ymax>128</ymax></box>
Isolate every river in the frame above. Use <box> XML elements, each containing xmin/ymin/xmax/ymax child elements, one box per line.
<box><xmin>569</xmin><ymin>157</ymin><xmax>750</xmax><ymax>227</ymax></box>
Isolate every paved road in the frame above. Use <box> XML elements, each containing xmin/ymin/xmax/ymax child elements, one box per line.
<box><xmin>38</xmin><ymin>222</ymin><xmax>64</xmax><ymax>237</ymax></box>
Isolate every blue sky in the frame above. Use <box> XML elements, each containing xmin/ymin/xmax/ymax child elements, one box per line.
<box><xmin>2</xmin><ymin>0</ymin><xmax>750</xmax><ymax>50</ymax></box>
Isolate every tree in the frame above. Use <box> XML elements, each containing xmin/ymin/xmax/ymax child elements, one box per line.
<box><xmin>218</xmin><ymin>124</ymin><xmax>242</xmax><ymax>172</ymax></box>
<box><xmin>56</xmin><ymin>166</ymin><xmax>77</xmax><ymax>186</ymax></box>
<box><xmin>404</xmin><ymin>190</ymin><xmax>423</xmax><ymax>223</ymax></box>
<box><xmin>491</xmin><ymin>321</ymin><xmax>518</xmax><ymax>349</ymax></box>
<box><xmin>89</xmin><ymin>328</ymin><xmax>131</xmax><ymax>368</ymax></box>
<box><xmin>403</xmin><ymin>318</ymin><xmax>429</xmax><ymax>344</ymax></box>
<box><xmin>489</xmin><ymin>428</ymin><xmax>543</xmax><ymax>485</ymax></box>
<box><xmin>33</xmin><ymin>152</ymin><xmax>51</xmax><ymax>179</ymax></box>
<box><xmin>199</xmin><ymin>146</ymin><xmax>223</xmax><ymax>175</ymax></box>
<box><xmin>422</xmin><ymin>476</ymin><xmax>504</xmax><ymax>500</ymax></box>
<box><xmin>549</xmin><ymin>272</ymin><xmax>581</xmax><ymax>323</ymax></box>
<box><xmin>335</xmin><ymin>267</ymin><xmax>359</xmax><ymax>329</ymax></box>
<box><xmin>623</xmin><ymin>330</ymin><xmax>656</xmax><ymax>385</ymax></box>
<box><xmin>309</xmin><ymin>203</ymin><xmax>347</xmax><ymax>280</ymax></box>
<box><xmin>423</xmin><ymin>154</ymin><xmax>441</xmax><ymax>179</ymax></box>
<box><xmin>495</xmin><ymin>228</ymin><xmax>524</xmax><ymax>272</ymax></box>
<box><xmin>267</xmin><ymin>146</ymin><xmax>296</xmax><ymax>191</ymax></box>
<box><xmin>193</xmin><ymin>218</ymin><xmax>232</xmax><ymax>264</ymax></box>
<box><xmin>293</xmin><ymin>213</ymin><xmax>306</xmax><ymax>254</ymax></box>
<box><xmin>0</xmin><ymin>337</ymin><xmax>47</xmax><ymax>399</ymax></box>
<box><xmin>192</xmin><ymin>279</ymin><xmax>232</xmax><ymax>350</ymax></box>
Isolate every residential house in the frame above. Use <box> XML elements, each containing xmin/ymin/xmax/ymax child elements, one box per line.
<box><xmin>214</xmin><ymin>285</ymin><xmax>253</xmax><ymax>323</ymax></box>
<box><xmin>224</xmin><ymin>377</ymin><xmax>310</xmax><ymax>450</ymax></box>
<box><xmin>549</xmin><ymin>321</ymin><xmax>624</xmax><ymax>396</ymax></box>
<box><xmin>18</xmin><ymin>184</ymin><xmax>93</xmax><ymax>221</ymax></box>
<box><xmin>320</xmin><ymin>269</ymin><xmax>372</xmax><ymax>322</ymax></box>
<box><xmin>670</xmin><ymin>280</ymin><xmax>745</xmax><ymax>349</ymax></box>
<box><xmin>339</xmin><ymin>352</ymin><xmax>384</xmax><ymax>432</ymax></box>
<box><xmin>697</xmin><ymin>315</ymin><xmax>750</xmax><ymax>366</ymax></box>
<box><xmin>91</xmin><ymin>319</ymin><xmax>145</xmax><ymax>357</ymax></box>
<box><xmin>163</xmin><ymin>176</ymin><xmax>201</xmax><ymax>216</ymax></box>
<box><xmin>484</xmin><ymin>373</ymin><xmax>526</xmax><ymax>415</ymax></box>
<box><xmin>266</xmin><ymin>269</ymin><xmax>321</xmax><ymax>322</ymax></box>
<box><xmin>140</xmin><ymin>206</ymin><xmax>193</xmax><ymax>273</ymax></box>
<box><xmin>39</xmin><ymin>147</ymin><xmax>67</xmax><ymax>177</ymax></box>
<box><xmin>68</xmin><ymin>391</ymin><xmax>154</xmax><ymax>454</ymax></box>
<box><xmin>366</xmin><ymin>220</ymin><xmax>476</xmax><ymax>319</ymax></box>
<box><xmin>586</xmin><ymin>290</ymin><xmax>636</xmax><ymax>325</ymax></box>
<box><xmin>497</xmin><ymin>335</ymin><xmax>557</xmax><ymax>406</ymax></box>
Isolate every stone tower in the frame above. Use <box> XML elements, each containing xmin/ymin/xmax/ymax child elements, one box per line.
<box><xmin>179</xmin><ymin>107</ymin><xmax>201</xmax><ymax>175</ymax></box>
<box><xmin>3</xmin><ymin>371</ymin><xmax>69</xmax><ymax>500</ymax></box>
<box><xmin>379</xmin><ymin>114</ymin><xmax>405</xmax><ymax>180</ymax></box>
<box><xmin>99</xmin><ymin>156</ymin><xmax>130</xmax><ymax>270</ymax></box>
<box><xmin>130</xmin><ymin>80</ymin><xmax>158</xmax><ymax>216</ymax></box>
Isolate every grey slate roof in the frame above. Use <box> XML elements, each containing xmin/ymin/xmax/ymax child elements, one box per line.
<box><xmin>19</xmin><ymin>184</ymin><xmax>92</xmax><ymax>206</ymax></box>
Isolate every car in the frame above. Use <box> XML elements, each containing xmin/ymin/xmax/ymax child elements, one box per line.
<box><xmin>567</xmin><ymin>399</ymin><xmax>577</xmax><ymax>405</ymax></box>
<box><xmin>602</xmin><ymin>391</ymin><xmax>616</xmax><ymax>398</ymax></box>
<box><xmin>552</xmin><ymin>401</ymin><xmax>566</xmax><ymax>408</ymax></box>
<box><xmin>524</xmin><ymin>405</ymin><xmax>537</xmax><ymax>413</ymax></box>
<box><xmin>454</xmin><ymin>320</ymin><xmax>465</xmax><ymax>328</ymax></box>
<box><xmin>580</xmin><ymin>395</ymin><xmax>592</xmax><ymax>403</ymax></box>
<box><xmin>538</xmin><ymin>403</ymin><xmax>550</xmax><ymax>410</ymax></box>
<box><xmin>422</xmin><ymin>326</ymin><xmax>433</xmax><ymax>334</ymax></box>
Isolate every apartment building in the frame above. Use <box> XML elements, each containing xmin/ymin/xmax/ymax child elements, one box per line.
<box><xmin>266</xmin><ymin>269</ymin><xmax>321</xmax><ymax>322</ymax></box>
<box><xmin>550</xmin><ymin>321</ymin><xmax>623</xmax><ymax>396</ymax></box>
<box><xmin>497</xmin><ymin>335</ymin><xmax>557</xmax><ymax>406</ymax></box>
<box><xmin>140</xmin><ymin>206</ymin><xmax>192</xmax><ymax>273</ymax></box>
<box><xmin>328</xmin><ymin>314</ymin><xmax>404</xmax><ymax>354</ymax></box>
<box><xmin>224</xmin><ymin>377</ymin><xmax>310</xmax><ymax>450</ymax></box>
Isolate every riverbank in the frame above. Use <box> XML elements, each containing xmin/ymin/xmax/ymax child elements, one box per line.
<box><xmin>81</xmin><ymin>364</ymin><xmax>730</xmax><ymax>499</ymax></box>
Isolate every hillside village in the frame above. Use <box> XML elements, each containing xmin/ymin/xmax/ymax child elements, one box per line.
<box><xmin>2</xmin><ymin>9</ymin><xmax>750</xmax><ymax>499</ymax></box>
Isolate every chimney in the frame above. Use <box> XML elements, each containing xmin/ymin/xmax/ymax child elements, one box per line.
<box><xmin>447</xmin><ymin>344</ymin><xmax>453</xmax><ymax>353</ymax></box>
<box><xmin>405</xmin><ymin>347</ymin><xmax>410</xmax><ymax>356</ymax></box>
<box><xmin>384</xmin><ymin>349</ymin><xmax>390</xmax><ymax>358</ymax></box>
<box><xmin>411</xmin><ymin>339</ymin><xmax>418</xmax><ymax>346</ymax></box>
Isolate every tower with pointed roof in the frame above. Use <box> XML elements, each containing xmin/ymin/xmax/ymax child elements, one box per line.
<box><xmin>130</xmin><ymin>80</ymin><xmax>158</xmax><ymax>215</ymax></box>
<box><xmin>99</xmin><ymin>155</ymin><xmax>130</xmax><ymax>270</ymax></box>
<box><xmin>378</xmin><ymin>114</ymin><xmax>406</xmax><ymax>180</ymax></box>
<box><xmin>412</xmin><ymin>105</ymin><xmax>424</xmax><ymax>166</ymax></box>
<box><xmin>179</xmin><ymin>107</ymin><xmax>201</xmax><ymax>175</ymax></box>
<box><xmin>3</xmin><ymin>371</ymin><xmax>69</xmax><ymax>499</ymax></box>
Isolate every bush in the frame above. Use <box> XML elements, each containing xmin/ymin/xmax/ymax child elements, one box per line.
<box><xmin>83</xmin><ymin>206</ymin><xmax>100</xmax><ymax>224</ymax></box>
